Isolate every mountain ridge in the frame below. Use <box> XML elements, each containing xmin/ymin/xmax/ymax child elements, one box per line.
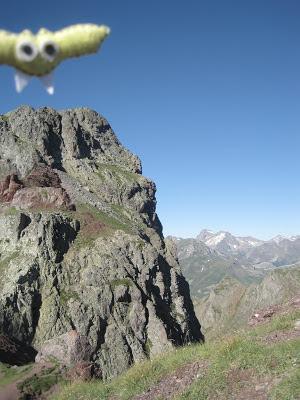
<box><xmin>171</xmin><ymin>228</ymin><xmax>300</xmax><ymax>267</ymax></box>
<box><xmin>168</xmin><ymin>229</ymin><xmax>300</xmax><ymax>298</ymax></box>
<box><xmin>0</xmin><ymin>106</ymin><xmax>202</xmax><ymax>389</ymax></box>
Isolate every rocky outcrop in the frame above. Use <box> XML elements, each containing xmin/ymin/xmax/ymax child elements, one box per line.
<box><xmin>0</xmin><ymin>166</ymin><xmax>74</xmax><ymax>211</ymax></box>
<box><xmin>35</xmin><ymin>330</ymin><xmax>92</xmax><ymax>365</ymax></box>
<box><xmin>0</xmin><ymin>174</ymin><xmax>23</xmax><ymax>202</ymax></box>
<box><xmin>0</xmin><ymin>107</ymin><xmax>202</xmax><ymax>379</ymax></box>
<box><xmin>0</xmin><ymin>334</ymin><xmax>37</xmax><ymax>365</ymax></box>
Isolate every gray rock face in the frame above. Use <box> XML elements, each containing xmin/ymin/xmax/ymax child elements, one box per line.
<box><xmin>0</xmin><ymin>107</ymin><xmax>202</xmax><ymax>378</ymax></box>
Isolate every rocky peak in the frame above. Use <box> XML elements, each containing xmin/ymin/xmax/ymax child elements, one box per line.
<box><xmin>0</xmin><ymin>106</ymin><xmax>202</xmax><ymax>379</ymax></box>
<box><xmin>196</xmin><ymin>229</ymin><xmax>215</xmax><ymax>242</ymax></box>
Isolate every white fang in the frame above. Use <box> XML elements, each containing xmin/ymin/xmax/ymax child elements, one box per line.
<box><xmin>40</xmin><ymin>73</ymin><xmax>55</xmax><ymax>95</ymax></box>
<box><xmin>14</xmin><ymin>70</ymin><xmax>31</xmax><ymax>93</ymax></box>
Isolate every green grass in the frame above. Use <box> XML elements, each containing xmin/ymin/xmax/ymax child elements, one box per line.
<box><xmin>249</xmin><ymin>308</ymin><xmax>300</xmax><ymax>337</ymax></box>
<box><xmin>271</xmin><ymin>368</ymin><xmax>300</xmax><ymax>400</ymax></box>
<box><xmin>110</xmin><ymin>204</ymin><xmax>138</xmax><ymax>227</ymax></box>
<box><xmin>95</xmin><ymin>164</ymin><xmax>140</xmax><ymax>185</ymax></box>
<box><xmin>176</xmin><ymin>314</ymin><xmax>300</xmax><ymax>400</ymax></box>
<box><xmin>18</xmin><ymin>366</ymin><xmax>61</xmax><ymax>399</ymax></box>
<box><xmin>53</xmin><ymin>307</ymin><xmax>300</xmax><ymax>400</ymax></box>
<box><xmin>76</xmin><ymin>204</ymin><xmax>129</xmax><ymax>229</ymax></box>
<box><xmin>59</xmin><ymin>288</ymin><xmax>80</xmax><ymax>305</ymax></box>
<box><xmin>0</xmin><ymin>363</ymin><xmax>33</xmax><ymax>387</ymax></box>
<box><xmin>67</xmin><ymin>203</ymin><xmax>133</xmax><ymax>249</ymax></box>
<box><xmin>110</xmin><ymin>278</ymin><xmax>133</xmax><ymax>290</ymax></box>
<box><xmin>53</xmin><ymin>344</ymin><xmax>210</xmax><ymax>400</ymax></box>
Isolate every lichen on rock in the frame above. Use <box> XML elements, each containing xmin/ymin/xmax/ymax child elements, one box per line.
<box><xmin>0</xmin><ymin>106</ymin><xmax>203</xmax><ymax>378</ymax></box>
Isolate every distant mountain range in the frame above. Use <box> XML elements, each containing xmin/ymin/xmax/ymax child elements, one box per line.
<box><xmin>196</xmin><ymin>229</ymin><xmax>300</xmax><ymax>266</ymax></box>
<box><xmin>169</xmin><ymin>229</ymin><xmax>300</xmax><ymax>298</ymax></box>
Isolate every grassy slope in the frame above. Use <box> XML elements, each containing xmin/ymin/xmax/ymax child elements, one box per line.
<box><xmin>193</xmin><ymin>266</ymin><xmax>300</xmax><ymax>341</ymax></box>
<box><xmin>0</xmin><ymin>364</ymin><xmax>33</xmax><ymax>387</ymax></box>
<box><xmin>53</xmin><ymin>308</ymin><xmax>300</xmax><ymax>400</ymax></box>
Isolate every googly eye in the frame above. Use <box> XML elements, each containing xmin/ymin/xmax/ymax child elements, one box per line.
<box><xmin>16</xmin><ymin>40</ymin><xmax>38</xmax><ymax>62</ymax></box>
<box><xmin>40</xmin><ymin>40</ymin><xmax>59</xmax><ymax>62</ymax></box>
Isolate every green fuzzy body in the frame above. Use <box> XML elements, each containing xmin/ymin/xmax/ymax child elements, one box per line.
<box><xmin>0</xmin><ymin>23</ymin><xmax>110</xmax><ymax>76</ymax></box>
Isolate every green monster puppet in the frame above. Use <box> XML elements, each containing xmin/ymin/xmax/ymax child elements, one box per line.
<box><xmin>0</xmin><ymin>23</ymin><xmax>110</xmax><ymax>94</ymax></box>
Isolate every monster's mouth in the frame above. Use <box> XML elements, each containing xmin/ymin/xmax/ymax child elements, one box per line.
<box><xmin>14</xmin><ymin>69</ymin><xmax>55</xmax><ymax>95</ymax></box>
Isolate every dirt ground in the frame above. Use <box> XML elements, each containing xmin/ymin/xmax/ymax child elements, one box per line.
<box><xmin>0</xmin><ymin>362</ymin><xmax>52</xmax><ymax>400</ymax></box>
<box><xmin>132</xmin><ymin>360</ymin><xmax>207</xmax><ymax>400</ymax></box>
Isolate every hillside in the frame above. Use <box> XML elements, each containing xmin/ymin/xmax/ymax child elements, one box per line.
<box><xmin>195</xmin><ymin>265</ymin><xmax>300</xmax><ymax>339</ymax></box>
<box><xmin>54</xmin><ymin>295</ymin><xmax>300</xmax><ymax>400</ymax></box>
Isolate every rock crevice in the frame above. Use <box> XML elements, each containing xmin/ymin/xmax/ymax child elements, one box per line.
<box><xmin>0</xmin><ymin>106</ymin><xmax>203</xmax><ymax>378</ymax></box>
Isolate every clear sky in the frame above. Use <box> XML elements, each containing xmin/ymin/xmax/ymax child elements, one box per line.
<box><xmin>0</xmin><ymin>0</ymin><xmax>300</xmax><ymax>240</ymax></box>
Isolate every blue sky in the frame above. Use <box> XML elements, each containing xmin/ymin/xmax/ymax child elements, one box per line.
<box><xmin>0</xmin><ymin>0</ymin><xmax>300</xmax><ymax>239</ymax></box>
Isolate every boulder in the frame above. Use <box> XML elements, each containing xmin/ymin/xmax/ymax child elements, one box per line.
<box><xmin>35</xmin><ymin>330</ymin><xmax>92</xmax><ymax>365</ymax></box>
